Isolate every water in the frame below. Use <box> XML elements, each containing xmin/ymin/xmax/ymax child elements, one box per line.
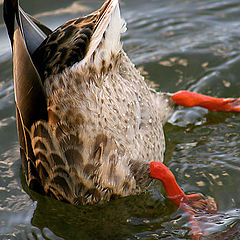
<box><xmin>0</xmin><ymin>0</ymin><xmax>240</xmax><ymax>239</ymax></box>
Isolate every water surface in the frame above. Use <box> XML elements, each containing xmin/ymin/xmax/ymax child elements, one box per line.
<box><xmin>0</xmin><ymin>0</ymin><xmax>240</xmax><ymax>239</ymax></box>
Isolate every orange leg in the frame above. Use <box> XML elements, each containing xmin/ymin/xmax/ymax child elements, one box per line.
<box><xmin>150</xmin><ymin>161</ymin><xmax>217</xmax><ymax>239</ymax></box>
<box><xmin>172</xmin><ymin>90</ymin><xmax>240</xmax><ymax>112</ymax></box>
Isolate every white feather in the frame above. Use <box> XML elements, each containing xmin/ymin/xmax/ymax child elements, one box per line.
<box><xmin>73</xmin><ymin>0</ymin><xmax>126</xmax><ymax>70</ymax></box>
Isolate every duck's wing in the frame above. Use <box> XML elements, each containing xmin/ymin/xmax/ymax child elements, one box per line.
<box><xmin>4</xmin><ymin>0</ymin><xmax>51</xmax><ymax>190</ymax></box>
<box><xmin>4</xmin><ymin>0</ymin><xmax>52</xmax><ymax>53</ymax></box>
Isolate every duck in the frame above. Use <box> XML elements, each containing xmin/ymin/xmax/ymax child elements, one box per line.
<box><xmin>3</xmin><ymin>0</ymin><xmax>240</xmax><ymax>208</ymax></box>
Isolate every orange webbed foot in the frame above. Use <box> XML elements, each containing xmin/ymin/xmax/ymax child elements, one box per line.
<box><xmin>150</xmin><ymin>161</ymin><xmax>218</xmax><ymax>239</ymax></box>
<box><xmin>172</xmin><ymin>90</ymin><xmax>240</xmax><ymax>112</ymax></box>
<box><xmin>182</xmin><ymin>193</ymin><xmax>218</xmax><ymax>214</ymax></box>
<box><xmin>150</xmin><ymin>161</ymin><xmax>217</xmax><ymax>213</ymax></box>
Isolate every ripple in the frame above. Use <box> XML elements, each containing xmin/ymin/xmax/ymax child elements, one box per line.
<box><xmin>35</xmin><ymin>2</ymin><xmax>91</xmax><ymax>18</ymax></box>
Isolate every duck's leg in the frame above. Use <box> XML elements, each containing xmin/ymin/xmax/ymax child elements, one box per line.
<box><xmin>171</xmin><ymin>90</ymin><xmax>240</xmax><ymax>112</ymax></box>
<box><xmin>150</xmin><ymin>161</ymin><xmax>217</xmax><ymax>212</ymax></box>
<box><xmin>150</xmin><ymin>161</ymin><xmax>217</xmax><ymax>239</ymax></box>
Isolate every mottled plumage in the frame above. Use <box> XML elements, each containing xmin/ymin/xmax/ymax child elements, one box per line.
<box><xmin>4</xmin><ymin>0</ymin><xmax>175</xmax><ymax>204</ymax></box>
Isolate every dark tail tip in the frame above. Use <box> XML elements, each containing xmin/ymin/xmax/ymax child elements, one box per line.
<box><xmin>3</xmin><ymin>0</ymin><xmax>19</xmax><ymax>46</ymax></box>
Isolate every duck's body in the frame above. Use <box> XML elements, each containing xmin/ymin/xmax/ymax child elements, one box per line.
<box><xmin>4</xmin><ymin>0</ymin><xmax>175</xmax><ymax>204</ymax></box>
<box><xmin>4</xmin><ymin>0</ymin><xmax>240</xmax><ymax>206</ymax></box>
<box><xmin>31</xmin><ymin>49</ymin><xmax>174</xmax><ymax>204</ymax></box>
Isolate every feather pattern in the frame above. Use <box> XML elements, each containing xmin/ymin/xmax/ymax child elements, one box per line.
<box><xmin>4</xmin><ymin>0</ymin><xmax>176</xmax><ymax>205</ymax></box>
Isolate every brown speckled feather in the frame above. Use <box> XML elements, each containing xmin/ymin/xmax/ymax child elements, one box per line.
<box><xmin>5</xmin><ymin>0</ymin><xmax>176</xmax><ymax>205</ymax></box>
<box><xmin>32</xmin><ymin>0</ymin><xmax>116</xmax><ymax>80</ymax></box>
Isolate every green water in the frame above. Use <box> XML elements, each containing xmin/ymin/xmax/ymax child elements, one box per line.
<box><xmin>0</xmin><ymin>0</ymin><xmax>240</xmax><ymax>239</ymax></box>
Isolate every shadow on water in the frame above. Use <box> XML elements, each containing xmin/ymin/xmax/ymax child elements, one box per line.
<box><xmin>22</xmin><ymin>176</ymin><xmax>240</xmax><ymax>240</ymax></box>
<box><xmin>22</xmin><ymin>172</ymin><xmax>183</xmax><ymax>240</ymax></box>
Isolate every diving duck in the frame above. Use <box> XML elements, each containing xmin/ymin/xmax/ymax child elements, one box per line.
<box><xmin>3</xmin><ymin>0</ymin><xmax>240</xmax><ymax>209</ymax></box>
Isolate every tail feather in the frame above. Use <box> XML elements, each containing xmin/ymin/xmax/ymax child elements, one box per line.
<box><xmin>80</xmin><ymin>0</ymin><xmax>126</xmax><ymax>66</ymax></box>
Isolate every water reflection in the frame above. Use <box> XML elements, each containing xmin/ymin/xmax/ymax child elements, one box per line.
<box><xmin>25</xmin><ymin>186</ymin><xmax>176</xmax><ymax>240</ymax></box>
